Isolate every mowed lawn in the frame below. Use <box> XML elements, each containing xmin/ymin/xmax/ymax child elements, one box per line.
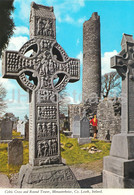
<box><xmin>0</xmin><ymin>131</ymin><xmax>111</xmax><ymax>177</ymax></box>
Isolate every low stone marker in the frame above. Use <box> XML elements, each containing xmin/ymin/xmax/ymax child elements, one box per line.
<box><xmin>103</xmin><ymin>34</ymin><xmax>134</xmax><ymax>188</ymax></box>
<box><xmin>17</xmin><ymin>120</ymin><xmax>25</xmax><ymax>136</ymax></box>
<box><xmin>72</xmin><ymin>115</ymin><xmax>80</xmax><ymax>138</ymax></box>
<box><xmin>8</xmin><ymin>139</ymin><xmax>23</xmax><ymax>165</ymax></box>
<box><xmin>1</xmin><ymin>118</ymin><xmax>12</xmax><ymax>140</ymax></box>
<box><xmin>72</xmin><ymin>115</ymin><xmax>91</xmax><ymax>144</ymax></box>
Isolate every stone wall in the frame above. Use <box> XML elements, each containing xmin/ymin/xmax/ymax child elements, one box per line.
<box><xmin>97</xmin><ymin>98</ymin><xmax>121</xmax><ymax>141</ymax></box>
<box><xmin>82</xmin><ymin>12</ymin><xmax>101</xmax><ymax>102</ymax></box>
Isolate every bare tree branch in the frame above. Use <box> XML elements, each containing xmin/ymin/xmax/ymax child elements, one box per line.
<box><xmin>101</xmin><ymin>71</ymin><xmax>121</xmax><ymax>98</ymax></box>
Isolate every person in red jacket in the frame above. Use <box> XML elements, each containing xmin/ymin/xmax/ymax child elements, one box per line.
<box><xmin>90</xmin><ymin>115</ymin><xmax>98</xmax><ymax>139</ymax></box>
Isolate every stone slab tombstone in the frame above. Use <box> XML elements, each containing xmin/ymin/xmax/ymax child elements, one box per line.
<box><xmin>13</xmin><ymin>121</ymin><xmax>18</xmax><ymax>131</ymax></box>
<box><xmin>17</xmin><ymin>120</ymin><xmax>25</xmax><ymax>136</ymax></box>
<box><xmin>8</xmin><ymin>139</ymin><xmax>23</xmax><ymax>165</ymax></box>
<box><xmin>1</xmin><ymin>118</ymin><xmax>12</xmax><ymax>140</ymax></box>
<box><xmin>25</xmin><ymin>121</ymin><xmax>29</xmax><ymax>141</ymax></box>
<box><xmin>72</xmin><ymin>115</ymin><xmax>80</xmax><ymax>138</ymax></box>
<box><xmin>80</xmin><ymin>116</ymin><xmax>90</xmax><ymax>138</ymax></box>
<box><xmin>2</xmin><ymin>2</ymin><xmax>80</xmax><ymax>188</ymax></box>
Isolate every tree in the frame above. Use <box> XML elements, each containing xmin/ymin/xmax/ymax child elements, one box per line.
<box><xmin>0</xmin><ymin>83</ymin><xmax>7</xmax><ymax>115</ymax></box>
<box><xmin>101</xmin><ymin>71</ymin><xmax>121</xmax><ymax>98</ymax></box>
<box><xmin>59</xmin><ymin>88</ymin><xmax>70</xmax><ymax>116</ymax></box>
<box><xmin>0</xmin><ymin>0</ymin><xmax>15</xmax><ymax>56</ymax></box>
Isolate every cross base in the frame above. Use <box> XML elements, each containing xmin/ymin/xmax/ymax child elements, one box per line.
<box><xmin>103</xmin><ymin>156</ymin><xmax>134</xmax><ymax>188</ymax></box>
<box><xmin>18</xmin><ymin>163</ymin><xmax>80</xmax><ymax>188</ymax></box>
<box><xmin>103</xmin><ymin>134</ymin><xmax>134</xmax><ymax>188</ymax></box>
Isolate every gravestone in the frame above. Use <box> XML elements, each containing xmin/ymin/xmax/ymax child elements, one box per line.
<box><xmin>78</xmin><ymin>116</ymin><xmax>91</xmax><ymax>144</ymax></box>
<box><xmin>13</xmin><ymin>121</ymin><xmax>18</xmax><ymax>131</ymax></box>
<box><xmin>1</xmin><ymin>118</ymin><xmax>12</xmax><ymax>140</ymax></box>
<box><xmin>17</xmin><ymin>120</ymin><xmax>25</xmax><ymax>136</ymax></box>
<box><xmin>2</xmin><ymin>2</ymin><xmax>80</xmax><ymax>188</ymax></box>
<box><xmin>25</xmin><ymin>121</ymin><xmax>29</xmax><ymax>141</ymax></box>
<box><xmin>72</xmin><ymin>115</ymin><xmax>91</xmax><ymax>144</ymax></box>
<box><xmin>8</xmin><ymin>139</ymin><xmax>23</xmax><ymax>165</ymax></box>
<box><xmin>103</xmin><ymin>34</ymin><xmax>134</xmax><ymax>188</ymax></box>
<box><xmin>80</xmin><ymin>116</ymin><xmax>90</xmax><ymax>137</ymax></box>
<box><xmin>72</xmin><ymin>115</ymin><xmax>80</xmax><ymax>138</ymax></box>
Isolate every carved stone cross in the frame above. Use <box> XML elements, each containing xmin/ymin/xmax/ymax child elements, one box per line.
<box><xmin>2</xmin><ymin>2</ymin><xmax>80</xmax><ymax>167</ymax></box>
<box><xmin>103</xmin><ymin>34</ymin><xmax>134</xmax><ymax>188</ymax></box>
<box><xmin>111</xmin><ymin>33</ymin><xmax>134</xmax><ymax>133</ymax></box>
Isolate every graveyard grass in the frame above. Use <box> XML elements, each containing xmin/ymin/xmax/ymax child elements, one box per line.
<box><xmin>0</xmin><ymin>132</ymin><xmax>110</xmax><ymax>177</ymax></box>
<box><xmin>60</xmin><ymin>134</ymin><xmax>111</xmax><ymax>171</ymax></box>
<box><xmin>0</xmin><ymin>131</ymin><xmax>29</xmax><ymax>178</ymax></box>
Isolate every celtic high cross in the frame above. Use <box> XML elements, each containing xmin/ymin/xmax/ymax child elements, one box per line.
<box><xmin>2</xmin><ymin>2</ymin><xmax>80</xmax><ymax>166</ymax></box>
<box><xmin>111</xmin><ymin>33</ymin><xmax>134</xmax><ymax>133</ymax></box>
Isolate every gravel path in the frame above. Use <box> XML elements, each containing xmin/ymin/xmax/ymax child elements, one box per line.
<box><xmin>70</xmin><ymin>165</ymin><xmax>102</xmax><ymax>188</ymax></box>
<box><xmin>0</xmin><ymin>166</ymin><xmax>102</xmax><ymax>188</ymax></box>
<box><xmin>0</xmin><ymin>174</ymin><xmax>12</xmax><ymax>188</ymax></box>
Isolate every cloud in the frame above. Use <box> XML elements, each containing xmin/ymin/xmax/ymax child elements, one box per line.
<box><xmin>5</xmin><ymin>99</ymin><xmax>29</xmax><ymax>119</ymax></box>
<box><xmin>78</xmin><ymin>16</ymin><xmax>87</xmax><ymax>24</ymax></box>
<box><xmin>78</xmin><ymin>0</ymin><xmax>85</xmax><ymax>7</ymax></box>
<box><xmin>0</xmin><ymin>77</ymin><xmax>18</xmax><ymax>91</ymax></box>
<box><xmin>0</xmin><ymin>34</ymin><xmax>29</xmax><ymax>119</ymax></box>
<box><xmin>14</xmin><ymin>26</ymin><xmax>29</xmax><ymax>36</ymax></box>
<box><xmin>64</xmin><ymin>15</ymin><xmax>75</xmax><ymax>24</ymax></box>
<box><xmin>76</xmin><ymin>38</ymin><xmax>80</xmax><ymax>46</ymax></box>
<box><xmin>101</xmin><ymin>50</ymin><xmax>118</xmax><ymax>75</ymax></box>
<box><xmin>67</xmin><ymin>95</ymin><xmax>81</xmax><ymax>104</ymax></box>
<box><xmin>7</xmin><ymin>36</ymin><xmax>29</xmax><ymax>51</ymax></box>
<box><xmin>0</xmin><ymin>36</ymin><xmax>28</xmax><ymax>75</ymax></box>
<box><xmin>17</xmin><ymin>1</ymin><xmax>31</xmax><ymax>22</ymax></box>
<box><xmin>14</xmin><ymin>0</ymin><xmax>85</xmax><ymax>24</ymax></box>
<box><xmin>72</xmin><ymin>0</ymin><xmax>85</xmax><ymax>11</ymax></box>
<box><xmin>76</xmin><ymin>51</ymin><xmax>83</xmax><ymax>65</ymax></box>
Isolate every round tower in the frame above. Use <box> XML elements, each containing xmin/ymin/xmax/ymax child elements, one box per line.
<box><xmin>82</xmin><ymin>12</ymin><xmax>101</xmax><ymax>102</ymax></box>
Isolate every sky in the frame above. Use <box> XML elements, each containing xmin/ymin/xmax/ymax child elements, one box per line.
<box><xmin>0</xmin><ymin>0</ymin><xmax>134</xmax><ymax>119</ymax></box>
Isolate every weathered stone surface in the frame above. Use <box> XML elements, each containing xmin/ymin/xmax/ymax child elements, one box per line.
<box><xmin>13</xmin><ymin>121</ymin><xmax>18</xmax><ymax>131</ymax></box>
<box><xmin>110</xmin><ymin>134</ymin><xmax>134</xmax><ymax>159</ymax></box>
<box><xmin>2</xmin><ymin>2</ymin><xmax>80</xmax><ymax>188</ymax></box>
<box><xmin>78</xmin><ymin>138</ymin><xmax>91</xmax><ymax>145</ymax></box>
<box><xmin>80</xmin><ymin>116</ymin><xmax>90</xmax><ymax>138</ymax></box>
<box><xmin>72</xmin><ymin>115</ymin><xmax>91</xmax><ymax>144</ymax></box>
<box><xmin>68</xmin><ymin>104</ymin><xmax>84</xmax><ymax>132</ymax></box>
<box><xmin>1</xmin><ymin>118</ymin><xmax>12</xmax><ymax>140</ymax></box>
<box><xmin>82</xmin><ymin>12</ymin><xmax>101</xmax><ymax>102</ymax></box>
<box><xmin>72</xmin><ymin>115</ymin><xmax>80</xmax><ymax>138</ymax></box>
<box><xmin>8</xmin><ymin>139</ymin><xmax>23</xmax><ymax>165</ymax></box>
<box><xmin>18</xmin><ymin>164</ymin><xmax>80</xmax><ymax>188</ymax></box>
<box><xmin>97</xmin><ymin>98</ymin><xmax>121</xmax><ymax>141</ymax></box>
<box><xmin>103</xmin><ymin>156</ymin><xmax>134</xmax><ymax>188</ymax></box>
<box><xmin>103</xmin><ymin>34</ymin><xmax>134</xmax><ymax>188</ymax></box>
<box><xmin>25</xmin><ymin>121</ymin><xmax>29</xmax><ymax>141</ymax></box>
<box><xmin>2</xmin><ymin>2</ymin><xmax>80</xmax><ymax>167</ymax></box>
<box><xmin>17</xmin><ymin>120</ymin><xmax>25</xmax><ymax>136</ymax></box>
<box><xmin>68</xmin><ymin>102</ymin><xmax>98</xmax><ymax>136</ymax></box>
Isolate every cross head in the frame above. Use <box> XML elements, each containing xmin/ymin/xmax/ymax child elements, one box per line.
<box><xmin>111</xmin><ymin>33</ymin><xmax>134</xmax><ymax>133</ymax></box>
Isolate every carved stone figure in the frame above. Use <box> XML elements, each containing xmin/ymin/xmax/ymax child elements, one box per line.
<box><xmin>2</xmin><ymin>2</ymin><xmax>80</xmax><ymax>188</ymax></box>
